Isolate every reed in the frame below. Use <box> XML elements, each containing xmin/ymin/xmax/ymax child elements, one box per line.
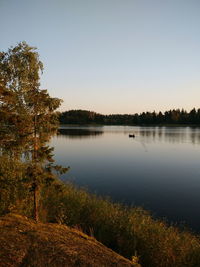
<box><xmin>41</xmin><ymin>182</ymin><xmax>200</xmax><ymax>267</ymax></box>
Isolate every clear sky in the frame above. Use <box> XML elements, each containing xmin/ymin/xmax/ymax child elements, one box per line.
<box><xmin>1</xmin><ymin>0</ymin><xmax>200</xmax><ymax>114</ymax></box>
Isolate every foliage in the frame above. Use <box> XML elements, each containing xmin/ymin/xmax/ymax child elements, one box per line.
<box><xmin>0</xmin><ymin>156</ymin><xmax>33</xmax><ymax>216</ymax></box>
<box><xmin>0</xmin><ymin>42</ymin><xmax>68</xmax><ymax>221</ymax></box>
<box><xmin>41</xmin><ymin>182</ymin><xmax>200</xmax><ymax>267</ymax></box>
<box><xmin>60</xmin><ymin>109</ymin><xmax>104</xmax><ymax>124</ymax></box>
<box><xmin>1</xmin><ymin>176</ymin><xmax>199</xmax><ymax>266</ymax></box>
<box><xmin>60</xmin><ymin>108</ymin><xmax>200</xmax><ymax>125</ymax></box>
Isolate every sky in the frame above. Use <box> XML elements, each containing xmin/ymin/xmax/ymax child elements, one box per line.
<box><xmin>1</xmin><ymin>0</ymin><xmax>200</xmax><ymax>114</ymax></box>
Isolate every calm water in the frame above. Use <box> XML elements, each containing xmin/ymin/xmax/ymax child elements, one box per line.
<box><xmin>51</xmin><ymin>126</ymin><xmax>200</xmax><ymax>232</ymax></box>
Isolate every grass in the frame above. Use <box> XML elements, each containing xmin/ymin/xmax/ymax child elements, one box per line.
<box><xmin>39</xmin><ymin>181</ymin><xmax>200</xmax><ymax>267</ymax></box>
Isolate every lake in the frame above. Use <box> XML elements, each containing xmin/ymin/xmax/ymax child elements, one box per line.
<box><xmin>51</xmin><ymin>126</ymin><xmax>200</xmax><ymax>232</ymax></box>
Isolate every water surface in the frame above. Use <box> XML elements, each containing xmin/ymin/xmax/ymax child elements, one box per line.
<box><xmin>51</xmin><ymin>126</ymin><xmax>200</xmax><ymax>232</ymax></box>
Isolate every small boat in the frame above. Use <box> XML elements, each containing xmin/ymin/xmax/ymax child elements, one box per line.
<box><xmin>129</xmin><ymin>134</ymin><xmax>135</xmax><ymax>138</ymax></box>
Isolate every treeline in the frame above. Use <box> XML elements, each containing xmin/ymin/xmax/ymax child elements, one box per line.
<box><xmin>60</xmin><ymin>108</ymin><xmax>200</xmax><ymax>125</ymax></box>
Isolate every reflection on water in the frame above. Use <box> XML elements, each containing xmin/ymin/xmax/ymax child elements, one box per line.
<box><xmin>51</xmin><ymin>126</ymin><xmax>200</xmax><ymax>232</ymax></box>
<box><xmin>134</xmin><ymin>127</ymin><xmax>200</xmax><ymax>145</ymax></box>
<box><xmin>58</xmin><ymin>127</ymin><xmax>103</xmax><ymax>139</ymax></box>
<box><xmin>58</xmin><ymin>125</ymin><xmax>200</xmax><ymax>145</ymax></box>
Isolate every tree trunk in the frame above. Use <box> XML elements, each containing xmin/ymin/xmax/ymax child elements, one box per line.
<box><xmin>33</xmin><ymin>183</ymin><xmax>39</xmax><ymax>222</ymax></box>
<box><xmin>33</xmin><ymin>114</ymin><xmax>39</xmax><ymax>222</ymax></box>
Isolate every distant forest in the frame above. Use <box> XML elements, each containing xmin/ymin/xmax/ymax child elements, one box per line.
<box><xmin>59</xmin><ymin>108</ymin><xmax>200</xmax><ymax>125</ymax></box>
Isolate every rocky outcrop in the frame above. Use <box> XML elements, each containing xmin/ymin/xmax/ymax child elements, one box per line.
<box><xmin>0</xmin><ymin>213</ymin><xmax>140</xmax><ymax>267</ymax></box>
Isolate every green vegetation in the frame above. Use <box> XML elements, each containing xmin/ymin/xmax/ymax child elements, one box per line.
<box><xmin>41</xmin><ymin>182</ymin><xmax>200</xmax><ymax>267</ymax></box>
<box><xmin>0</xmin><ymin>42</ymin><xmax>68</xmax><ymax>221</ymax></box>
<box><xmin>60</xmin><ymin>109</ymin><xmax>200</xmax><ymax>125</ymax></box>
<box><xmin>1</xmin><ymin>179</ymin><xmax>200</xmax><ymax>267</ymax></box>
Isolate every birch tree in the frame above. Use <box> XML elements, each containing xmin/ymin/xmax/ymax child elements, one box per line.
<box><xmin>0</xmin><ymin>42</ymin><xmax>68</xmax><ymax>221</ymax></box>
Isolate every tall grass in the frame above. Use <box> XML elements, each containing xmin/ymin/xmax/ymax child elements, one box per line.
<box><xmin>40</xmin><ymin>182</ymin><xmax>200</xmax><ymax>267</ymax></box>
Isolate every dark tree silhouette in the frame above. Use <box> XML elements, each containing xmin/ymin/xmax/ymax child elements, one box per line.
<box><xmin>60</xmin><ymin>108</ymin><xmax>200</xmax><ymax>125</ymax></box>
